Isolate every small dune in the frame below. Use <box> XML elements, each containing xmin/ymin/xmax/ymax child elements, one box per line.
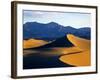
<box><xmin>23</xmin><ymin>39</ymin><xmax>48</xmax><ymax>49</ymax></box>
<box><xmin>67</xmin><ymin>34</ymin><xmax>90</xmax><ymax>51</ymax></box>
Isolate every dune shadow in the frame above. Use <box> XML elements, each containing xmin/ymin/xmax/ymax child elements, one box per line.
<box><xmin>23</xmin><ymin>49</ymin><xmax>75</xmax><ymax>69</ymax></box>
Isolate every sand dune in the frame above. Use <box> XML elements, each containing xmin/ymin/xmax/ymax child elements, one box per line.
<box><xmin>23</xmin><ymin>39</ymin><xmax>48</xmax><ymax>49</ymax></box>
<box><xmin>67</xmin><ymin>34</ymin><xmax>90</xmax><ymax>51</ymax></box>
<box><xmin>23</xmin><ymin>34</ymin><xmax>91</xmax><ymax>66</ymax></box>
<box><xmin>59</xmin><ymin>50</ymin><xmax>90</xmax><ymax>66</ymax></box>
<box><xmin>59</xmin><ymin>34</ymin><xmax>91</xmax><ymax>66</ymax></box>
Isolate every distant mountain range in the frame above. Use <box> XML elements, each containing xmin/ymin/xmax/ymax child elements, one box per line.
<box><xmin>23</xmin><ymin>22</ymin><xmax>91</xmax><ymax>41</ymax></box>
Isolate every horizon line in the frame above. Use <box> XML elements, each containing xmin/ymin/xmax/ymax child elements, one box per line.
<box><xmin>23</xmin><ymin>21</ymin><xmax>90</xmax><ymax>29</ymax></box>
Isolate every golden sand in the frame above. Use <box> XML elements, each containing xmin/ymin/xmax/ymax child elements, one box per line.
<box><xmin>23</xmin><ymin>39</ymin><xmax>48</xmax><ymax>49</ymax></box>
<box><xmin>59</xmin><ymin>50</ymin><xmax>90</xmax><ymax>66</ymax></box>
<box><xmin>23</xmin><ymin>34</ymin><xmax>91</xmax><ymax>66</ymax></box>
<box><xmin>67</xmin><ymin>34</ymin><xmax>90</xmax><ymax>51</ymax></box>
<box><xmin>59</xmin><ymin>34</ymin><xmax>91</xmax><ymax>66</ymax></box>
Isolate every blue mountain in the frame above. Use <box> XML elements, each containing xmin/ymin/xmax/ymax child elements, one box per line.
<box><xmin>23</xmin><ymin>22</ymin><xmax>91</xmax><ymax>41</ymax></box>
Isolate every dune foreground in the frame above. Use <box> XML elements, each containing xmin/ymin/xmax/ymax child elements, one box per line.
<box><xmin>59</xmin><ymin>34</ymin><xmax>91</xmax><ymax>66</ymax></box>
<box><xmin>23</xmin><ymin>34</ymin><xmax>91</xmax><ymax>67</ymax></box>
<box><xmin>59</xmin><ymin>50</ymin><xmax>90</xmax><ymax>66</ymax></box>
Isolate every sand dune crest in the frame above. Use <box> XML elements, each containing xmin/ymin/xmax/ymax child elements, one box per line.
<box><xmin>67</xmin><ymin>34</ymin><xmax>90</xmax><ymax>51</ymax></box>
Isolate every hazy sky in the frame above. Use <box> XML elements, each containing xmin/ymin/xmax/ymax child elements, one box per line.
<box><xmin>23</xmin><ymin>10</ymin><xmax>91</xmax><ymax>28</ymax></box>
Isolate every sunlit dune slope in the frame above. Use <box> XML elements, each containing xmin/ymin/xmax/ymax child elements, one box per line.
<box><xmin>67</xmin><ymin>34</ymin><xmax>90</xmax><ymax>51</ymax></box>
<box><xmin>59</xmin><ymin>50</ymin><xmax>90</xmax><ymax>66</ymax></box>
<box><xmin>59</xmin><ymin>34</ymin><xmax>91</xmax><ymax>66</ymax></box>
<box><xmin>23</xmin><ymin>39</ymin><xmax>48</xmax><ymax>49</ymax></box>
<box><xmin>53</xmin><ymin>47</ymin><xmax>82</xmax><ymax>55</ymax></box>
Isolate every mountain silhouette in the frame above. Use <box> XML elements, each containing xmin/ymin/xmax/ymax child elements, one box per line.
<box><xmin>23</xmin><ymin>22</ymin><xmax>91</xmax><ymax>41</ymax></box>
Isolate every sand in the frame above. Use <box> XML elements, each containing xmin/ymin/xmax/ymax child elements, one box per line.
<box><xmin>23</xmin><ymin>39</ymin><xmax>48</xmax><ymax>49</ymax></box>
<box><xmin>67</xmin><ymin>34</ymin><xmax>90</xmax><ymax>51</ymax></box>
<box><xmin>53</xmin><ymin>47</ymin><xmax>82</xmax><ymax>55</ymax></box>
<box><xmin>23</xmin><ymin>34</ymin><xmax>91</xmax><ymax>66</ymax></box>
<box><xmin>59</xmin><ymin>34</ymin><xmax>91</xmax><ymax>66</ymax></box>
<box><xmin>59</xmin><ymin>50</ymin><xmax>90</xmax><ymax>66</ymax></box>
